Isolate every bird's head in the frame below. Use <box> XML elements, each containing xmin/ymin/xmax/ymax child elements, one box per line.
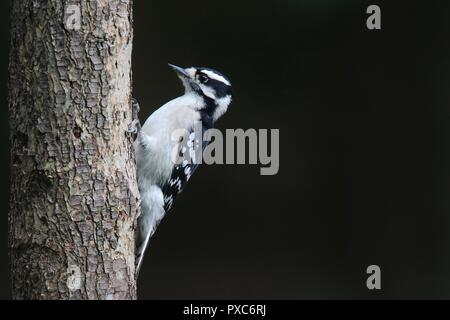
<box><xmin>168</xmin><ymin>64</ymin><xmax>232</xmax><ymax>121</ymax></box>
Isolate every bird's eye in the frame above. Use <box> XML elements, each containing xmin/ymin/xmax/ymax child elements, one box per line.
<box><xmin>198</xmin><ymin>74</ymin><xmax>209</xmax><ymax>84</ymax></box>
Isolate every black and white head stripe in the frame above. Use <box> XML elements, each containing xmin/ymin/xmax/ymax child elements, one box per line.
<box><xmin>195</xmin><ymin>68</ymin><xmax>232</xmax><ymax>98</ymax></box>
<box><xmin>169</xmin><ymin>64</ymin><xmax>233</xmax><ymax>122</ymax></box>
<box><xmin>198</xmin><ymin>69</ymin><xmax>231</xmax><ymax>86</ymax></box>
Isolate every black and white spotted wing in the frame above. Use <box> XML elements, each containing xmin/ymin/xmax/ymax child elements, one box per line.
<box><xmin>162</xmin><ymin>123</ymin><xmax>210</xmax><ymax>211</ymax></box>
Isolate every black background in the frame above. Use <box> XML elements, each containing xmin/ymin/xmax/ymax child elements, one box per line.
<box><xmin>1</xmin><ymin>0</ymin><xmax>450</xmax><ymax>299</ymax></box>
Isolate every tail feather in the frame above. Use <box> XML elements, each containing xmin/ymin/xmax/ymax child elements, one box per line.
<box><xmin>135</xmin><ymin>230</ymin><xmax>151</xmax><ymax>276</ymax></box>
<box><xmin>135</xmin><ymin>185</ymin><xmax>165</xmax><ymax>276</ymax></box>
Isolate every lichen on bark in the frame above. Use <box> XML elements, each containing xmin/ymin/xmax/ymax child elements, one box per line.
<box><xmin>8</xmin><ymin>0</ymin><xmax>139</xmax><ymax>299</ymax></box>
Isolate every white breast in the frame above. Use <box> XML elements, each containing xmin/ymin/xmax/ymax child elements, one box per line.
<box><xmin>134</xmin><ymin>93</ymin><xmax>203</xmax><ymax>190</ymax></box>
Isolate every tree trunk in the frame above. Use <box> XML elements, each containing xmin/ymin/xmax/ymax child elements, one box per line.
<box><xmin>8</xmin><ymin>0</ymin><xmax>138</xmax><ymax>299</ymax></box>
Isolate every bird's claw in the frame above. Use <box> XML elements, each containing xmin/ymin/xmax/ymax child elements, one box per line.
<box><xmin>127</xmin><ymin>119</ymin><xmax>141</xmax><ymax>134</ymax></box>
<box><xmin>126</xmin><ymin>98</ymin><xmax>141</xmax><ymax>135</ymax></box>
<box><xmin>132</xmin><ymin>98</ymin><xmax>140</xmax><ymax>114</ymax></box>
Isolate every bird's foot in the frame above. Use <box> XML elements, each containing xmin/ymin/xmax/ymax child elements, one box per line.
<box><xmin>127</xmin><ymin>119</ymin><xmax>141</xmax><ymax>134</ymax></box>
<box><xmin>126</xmin><ymin>98</ymin><xmax>141</xmax><ymax>135</ymax></box>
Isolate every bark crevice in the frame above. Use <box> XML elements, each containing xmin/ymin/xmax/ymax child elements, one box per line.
<box><xmin>8</xmin><ymin>0</ymin><xmax>138</xmax><ymax>300</ymax></box>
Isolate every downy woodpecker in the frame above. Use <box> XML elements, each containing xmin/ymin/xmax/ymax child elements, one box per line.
<box><xmin>132</xmin><ymin>64</ymin><xmax>232</xmax><ymax>274</ymax></box>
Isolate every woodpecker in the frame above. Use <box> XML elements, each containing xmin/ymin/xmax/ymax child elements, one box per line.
<box><xmin>131</xmin><ymin>64</ymin><xmax>232</xmax><ymax>275</ymax></box>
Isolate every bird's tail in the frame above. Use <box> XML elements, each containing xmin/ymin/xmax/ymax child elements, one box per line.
<box><xmin>135</xmin><ymin>224</ymin><xmax>152</xmax><ymax>277</ymax></box>
<box><xmin>135</xmin><ymin>185</ymin><xmax>165</xmax><ymax>276</ymax></box>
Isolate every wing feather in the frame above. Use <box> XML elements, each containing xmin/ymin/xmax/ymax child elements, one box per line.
<box><xmin>162</xmin><ymin>123</ymin><xmax>210</xmax><ymax>211</ymax></box>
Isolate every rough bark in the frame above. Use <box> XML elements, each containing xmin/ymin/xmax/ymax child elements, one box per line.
<box><xmin>8</xmin><ymin>0</ymin><xmax>139</xmax><ymax>299</ymax></box>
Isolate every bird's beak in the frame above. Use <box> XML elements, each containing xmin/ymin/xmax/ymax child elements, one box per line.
<box><xmin>168</xmin><ymin>63</ymin><xmax>200</xmax><ymax>93</ymax></box>
<box><xmin>168</xmin><ymin>64</ymin><xmax>190</xmax><ymax>78</ymax></box>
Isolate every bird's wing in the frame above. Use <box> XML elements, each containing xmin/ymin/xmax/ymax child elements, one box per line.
<box><xmin>162</xmin><ymin>123</ymin><xmax>210</xmax><ymax>211</ymax></box>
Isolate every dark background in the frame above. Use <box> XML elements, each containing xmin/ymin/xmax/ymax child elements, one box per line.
<box><xmin>1</xmin><ymin>0</ymin><xmax>450</xmax><ymax>299</ymax></box>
